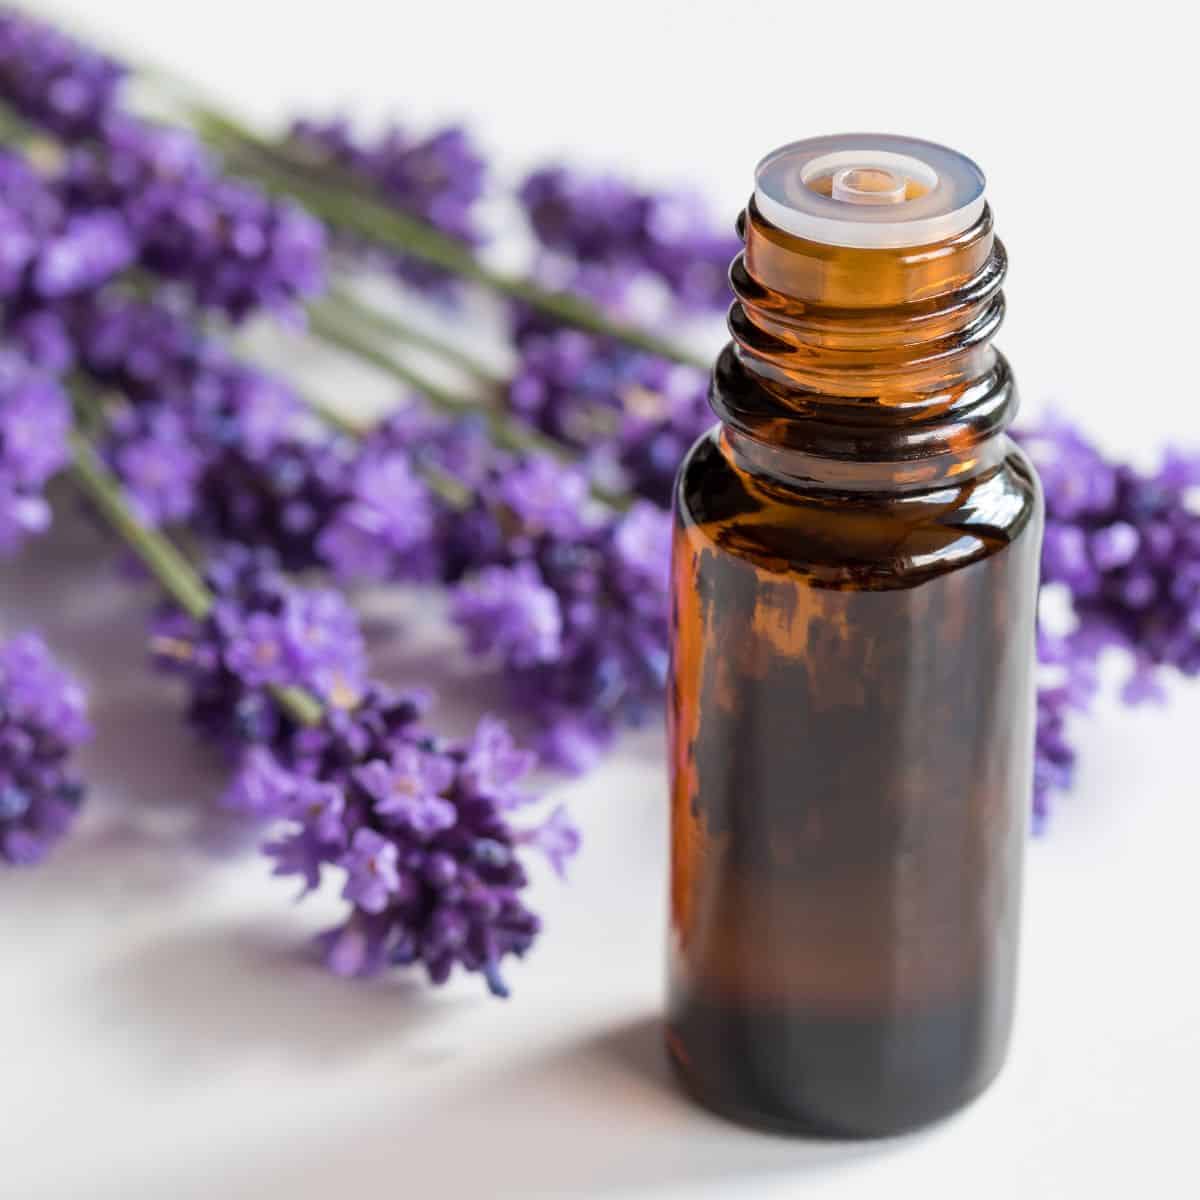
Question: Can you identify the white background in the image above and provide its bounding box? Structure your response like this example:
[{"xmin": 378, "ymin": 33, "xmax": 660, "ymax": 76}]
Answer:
[{"xmin": 3, "ymin": 2, "xmax": 1199, "ymax": 1197}]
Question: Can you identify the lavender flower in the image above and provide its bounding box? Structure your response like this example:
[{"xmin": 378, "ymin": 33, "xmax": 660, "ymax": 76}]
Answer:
[
  {"xmin": 4, "ymin": 306, "xmax": 75, "ymax": 372},
  {"xmin": 448, "ymin": 453, "xmax": 672, "ymax": 770},
  {"xmin": 142, "ymin": 537, "xmax": 576, "ymax": 995},
  {"xmin": 508, "ymin": 326, "xmax": 711, "ymax": 505},
  {"xmin": 0, "ymin": 350, "xmax": 70, "ymax": 555},
  {"xmin": 519, "ymin": 165, "xmax": 737, "ymax": 315},
  {"xmin": 0, "ymin": 9, "xmax": 325, "ymax": 321},
  {"xmin": 0, "ymin": 9, "xmax": 124, "ymax": 140},
  {"xmin": 107, "ymin": 406, "xmax": 207, "ymax": 526},
  {"xmin": 1032, "ymin": 629, "xmax": 1098, "ymax": 833},
  {"xmin": 32, "ymin": 209, "xmax": 136, "ymax": 298},
  {"xmin": 0, "ymin": 632, "xmax": 90, "ymax": 865},
  {"xmin": 355, "ymin": 745, "xmax": 457, "ymax": 838},
  {"xmin": 0, "ymin": 149, "xmax": 135, "ymax": 302},
  {"xmin": 1018, "ymin": 417, "xmax": 1200, "ymax": 701},
  {"xmin": 452, "ymin": 563, "xmax": 563, "ymax": 668},
  {"xmin": 315, "ymin": 446, "xmax": 436, "ymax": 581},
  {"xmin": 43, "ymin": 293, "xmax": 332, "ymax": 543},
  {"xmin": 151, "ymin": 546, "xmax": 368, "ymax": 748},
  {"xmin": 291, "ymin": 116, "xmax": 486, "ymax": 292},
  {"xmin": 516, "ymin": 803, "xmax": 580, "ymax": 879},
  {"xmin": 222, "ymin": 686, "xmax": 577, "ymax": 996},
  {"xmin": 61, "ymin": 114, "xmax": 325, "ymax": 320},
  {"xmin": 13, "ymin": 293, "xmax": 445, "ymax": 578},
  {"xmin": 340, "ymin": 828, "xmax": 404, "ymax": 913}
]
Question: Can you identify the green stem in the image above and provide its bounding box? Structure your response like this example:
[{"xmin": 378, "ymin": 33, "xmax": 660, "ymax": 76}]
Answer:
[
  {"xmin": 323, "ymin": 283, "xmax": 504, "ymax": 387},
  {"xmin": 68, "ymin": 430, "xmax": 324, "ymax": 727},
  {"xmin": 185, "ymin": 104, "xmax": 711, "ymax": 370},
  {"xmin": 307, "ymin": 304, "xmax": 479, "ymax": 416}
]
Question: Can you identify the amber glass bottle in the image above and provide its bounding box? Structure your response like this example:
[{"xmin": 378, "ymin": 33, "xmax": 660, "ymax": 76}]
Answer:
[{"xmin": 667, "ymin": 135, "xmax": 1042, "ymax": 1138}]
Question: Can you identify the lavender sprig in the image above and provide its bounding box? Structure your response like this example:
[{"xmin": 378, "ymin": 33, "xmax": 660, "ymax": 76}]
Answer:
[
  {"xmin": 150, "ymin": 542, "xmax": 577, "ymax": 995},
  {"xmin": 69, "ymin": 430, "xmax": 576, "ymax": 994},
  {"xmin": 0, "ymin": 631, "xmax": 90, "ymax": 864},
  {"xmin": 55, "ymin": 292, "xmax": 326, "ymax": 536},
  {"xmin": 227, "ymin": 693, "xmax": 573, "ymax": 996}
]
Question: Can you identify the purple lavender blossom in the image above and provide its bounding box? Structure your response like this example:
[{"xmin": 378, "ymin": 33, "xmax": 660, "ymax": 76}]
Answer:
[
  {"xmin": 32, "ymin": 209, "xmax": 136, "ymax": 298},
  {"xmin": 340, "ymin": 828, "xmax": 404, "ymax": 913},
  {"xmin": 60, "ymin": 114, "xmax": 326, "ymax": 320},
  {"xmin": 0, "ymin": 350, "xmax": 70, "ymax": 555},
  {"xmin": 355, "ymin": 745, "xmax": 457, "ymax": 839},
  {"xmin": 41, "ymin": 294, "xmax": 343, "ymax": 549},
  {"xmin": 108, "ymin": 407, "xmax": 207, "ymax": 526},
  {"xmin": 1, "ymin": 12, "xmax": 324, "ymax": 321},
  {"xmin": 0, "ymin": 150, "xmax": 135, "ymax": 302},
  {"xmin": 0, "ymin": 632, "xmax": 90, "ymax": 865},
  {"xmin": 447, "ymin": 446, "xmax": 673, "ymax": 769},
  {"xmin": 290, "ymin": 116, "xmax": 486, "ymax": 292},
  {"xmin": 1031, "ymin": 629, "xmax": 1098, "ymax": 833},
  {"xmin": 0, "ymin": 9, "xmax": 125, "ymax": 140},
  {"xmin": 1018, "ymin": 417, "xmax": 1200, "ymax": 701},
  {"xmin": 151, "ymin": 546, "xmax": 368, "ymax": 748},
  {"xmin": 516, "ymin": 804, "xmax": 581, "ymax": 879},
  {"xmin": 508, "ymin": 327, "xmax": 711, "ymax": 505},
  {"xmin": 452, "ymin": 563, "xmax": 564, "ymax": 668},
  {"xmin": 218, "ymin": 683, "xmax": 577, "ymax": 996},
  {"xmin": 459, "ymin": 715, "xmax": 537, "ymax": 807},
  {"xmin": 519, "ymin": 165, "xmax": 737, "ymax": 315},
  {"xmin": 316, "ymin": 449, "xmax": 436, "ymax": 581},
  {"xmin": 5, "ymin": 306, "xmax": 75, "ymax": 372}
]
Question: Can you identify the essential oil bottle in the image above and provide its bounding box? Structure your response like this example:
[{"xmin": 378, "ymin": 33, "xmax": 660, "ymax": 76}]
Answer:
[{"xmin": 667, "ymin": 134, "xmax": 1042, "ymax": 1138}]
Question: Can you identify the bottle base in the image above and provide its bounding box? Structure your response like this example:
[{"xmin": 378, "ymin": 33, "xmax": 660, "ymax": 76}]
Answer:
[{"xmin": 665, "ymin": 993, "xmax": 1011, "ymax": 1140}]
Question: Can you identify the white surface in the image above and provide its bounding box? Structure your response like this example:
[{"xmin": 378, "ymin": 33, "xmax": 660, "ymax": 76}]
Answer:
[{"xmin": 5, "ymin": 2, "xmax": 1200, "ymax": 1197}]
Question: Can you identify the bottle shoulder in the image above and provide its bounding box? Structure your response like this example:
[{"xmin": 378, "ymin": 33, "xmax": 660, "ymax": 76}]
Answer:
[{"xmin": 673, "ymin": 429, "xmax": 1043, "ymax": 587}]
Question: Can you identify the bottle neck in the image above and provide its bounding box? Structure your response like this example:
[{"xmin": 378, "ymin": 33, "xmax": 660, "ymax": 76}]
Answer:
[
  {"xmin": 723, "ymin": 426, "xmax": 1011, "ymax": 493},
  {"xmin": 712, "ymin": 199, "xmax": 1015, "ymax": 489}
]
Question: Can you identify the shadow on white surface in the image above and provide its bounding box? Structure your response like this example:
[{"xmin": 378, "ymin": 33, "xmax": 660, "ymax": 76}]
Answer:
[
  {"xmin": 92, "ymin": 918, "xmax": 476, "ymax": 1068},
  {"xmin": 177, "ymin": 1015, "xmax": 908, "ymax": 1200}
]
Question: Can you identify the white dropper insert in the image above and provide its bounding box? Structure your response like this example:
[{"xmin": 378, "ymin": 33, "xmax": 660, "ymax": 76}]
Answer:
[{"xmin": 754, "ymin": 134, "xmax": 986, "ymax": 249}]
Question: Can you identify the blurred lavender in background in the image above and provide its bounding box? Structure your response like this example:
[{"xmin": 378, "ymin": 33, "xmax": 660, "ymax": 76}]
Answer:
[
  {"xmin": 290, "ymin": 116, "xmax": 486, "ymax": 293},
  {"xmin": 519, "ymin": 164, "xmax": 738, "ymax": 314}
]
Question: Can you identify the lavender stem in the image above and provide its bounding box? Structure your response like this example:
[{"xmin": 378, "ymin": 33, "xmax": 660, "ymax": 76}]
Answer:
[{"xmin": 324, "ymin": 282, "xmax": 504, "ymax": 387}]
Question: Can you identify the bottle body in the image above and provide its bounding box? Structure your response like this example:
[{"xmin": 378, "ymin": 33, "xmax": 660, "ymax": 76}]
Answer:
[
  {"xmin": 665, "ymin": 137, "xmax": 1042, "ymax": 1137},
  {"xmin": 667, "ymin": 427, "xmax": 1041, "ymax": 1136}
]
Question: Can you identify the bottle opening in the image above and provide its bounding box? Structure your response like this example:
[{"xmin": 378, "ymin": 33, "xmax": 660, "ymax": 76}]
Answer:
[
  {"xmin": 754, "ymin": 134, "xmax": 985, "ymax": 249},
  {"xmin": 831, "ymin": 167, "xmax": 908, "ymax": 205}
]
